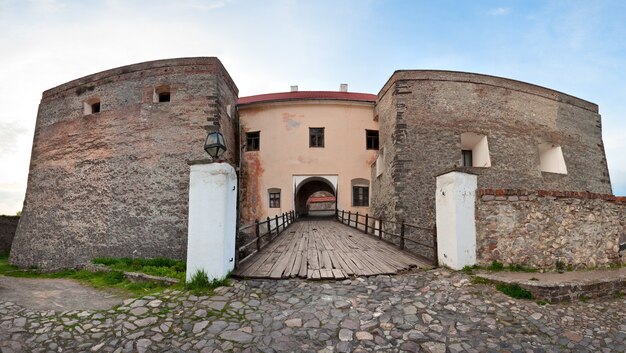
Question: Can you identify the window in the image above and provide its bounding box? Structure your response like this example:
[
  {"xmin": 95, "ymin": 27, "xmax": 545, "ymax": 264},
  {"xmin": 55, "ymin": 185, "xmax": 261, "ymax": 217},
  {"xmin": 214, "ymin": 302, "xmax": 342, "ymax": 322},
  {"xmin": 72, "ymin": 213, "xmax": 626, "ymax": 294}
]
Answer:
[
  {"xmin": 460, "ymin": 132, "xmax": 491, "ymax": 167},
  {"xmin": 538, "ymin": 143, "xmax": 567, "ymax": 174},
  {"xmin": 366, "ymin": 130, "xmax": 379, "ymax": 150},
  {"xmin": 352, "ymin": 186, "xmax": 369, "ymax": 206},
  {"xmin": 351, "ymin": 178, "xmax": 370, "ymax": 207},
  {"xmin": 309, "ymin": 127, "xmax": 324, "ymax": 147},
  {"xmin": 246, "ymin": 131, "xmax": 260, "ymax": 151},
  {"xmin": 83, "ymin": 97, "xmax": 101, "ymax": 115},
  {"xmin": 268, "ymin": 189, "xmax": 281, "ymax": 208},
  {"xmin": 154, "ymin": 85, "xmax": 171, "ymax": 103},
  {"xmin": 158, "ymin": 92, "xmax": 170, "ymax": 102},
  {"xmin": 462, "ymin": 150, "xmax": 473, "ymax": 167}
]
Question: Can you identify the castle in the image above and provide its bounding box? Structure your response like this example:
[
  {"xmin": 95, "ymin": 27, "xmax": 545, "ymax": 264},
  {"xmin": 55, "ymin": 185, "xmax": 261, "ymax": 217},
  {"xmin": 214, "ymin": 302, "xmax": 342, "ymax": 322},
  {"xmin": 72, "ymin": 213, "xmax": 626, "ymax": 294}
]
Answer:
[{"xmin": 10, "ymin": 57, "xmax": 624, "ymax": 270}]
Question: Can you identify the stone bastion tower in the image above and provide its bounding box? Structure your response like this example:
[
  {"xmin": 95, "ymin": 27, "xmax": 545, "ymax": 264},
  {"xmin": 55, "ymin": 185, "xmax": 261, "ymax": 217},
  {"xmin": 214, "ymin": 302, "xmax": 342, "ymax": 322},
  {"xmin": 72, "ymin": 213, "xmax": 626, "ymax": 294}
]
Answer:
[
  {"xmin": 10, "ymin": 58, "xmax": 238, "ymax": 269},
  {"xmin": 371, "ymin": 70, "xmax": 613, "ymax": 238}
]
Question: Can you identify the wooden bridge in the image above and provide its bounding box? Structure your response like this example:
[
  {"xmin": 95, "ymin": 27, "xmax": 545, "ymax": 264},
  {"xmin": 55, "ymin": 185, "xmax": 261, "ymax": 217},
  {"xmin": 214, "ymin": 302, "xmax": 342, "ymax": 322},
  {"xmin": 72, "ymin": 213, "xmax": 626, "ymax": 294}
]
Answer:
[{"xmin": 232, "ymin": 218, "xmax": 431, "ymax": 280}]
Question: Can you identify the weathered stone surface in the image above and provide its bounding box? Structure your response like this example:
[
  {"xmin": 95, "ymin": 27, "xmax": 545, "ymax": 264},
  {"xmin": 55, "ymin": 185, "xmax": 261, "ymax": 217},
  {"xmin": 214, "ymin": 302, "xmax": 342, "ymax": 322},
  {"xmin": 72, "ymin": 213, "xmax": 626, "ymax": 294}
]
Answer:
[
  {"xmin": 371, "ymin": 70, "xmax": 612, "ymax": 262},
  {"xmin": 0, "ymin": 216, "xmax": 19, "ymax": 255},
  {"xmin": 1, "ymin": 269, "xmax": 625, "ymax": 352},
  {"xmin": 476, "ymin": 192, "xmax": 625, "ymax": 268},
  {"xmin": 10, "ymin": 57, "xmax": 239, "ymax": 270}
]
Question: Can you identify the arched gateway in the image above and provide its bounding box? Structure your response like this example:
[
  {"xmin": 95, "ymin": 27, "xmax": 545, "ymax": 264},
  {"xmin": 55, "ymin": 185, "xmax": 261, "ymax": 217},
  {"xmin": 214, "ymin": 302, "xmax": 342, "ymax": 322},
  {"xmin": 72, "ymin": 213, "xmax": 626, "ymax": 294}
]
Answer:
[{"xmin": 293, "ymin": 176, "xmax": 337, "ymax": 216}]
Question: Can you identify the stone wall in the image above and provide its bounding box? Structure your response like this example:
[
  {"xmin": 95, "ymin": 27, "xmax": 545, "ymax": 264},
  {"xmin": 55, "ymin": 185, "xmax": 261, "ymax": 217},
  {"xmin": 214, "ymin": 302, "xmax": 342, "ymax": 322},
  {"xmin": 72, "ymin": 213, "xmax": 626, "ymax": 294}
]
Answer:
[
  {"xmin": 371, "ymin": 70, "xmax": 612, "ymax": 246},
  {"xmin": 476, "ymin": 189, "xmax": 626, "ymax": 269},
  {"xmin": 0, "ymin": 216, "xmax": 19, "ymax": 255},
  {"xmin": 10, "ymin": 58, "xmax": 238, "ymax": 269}
]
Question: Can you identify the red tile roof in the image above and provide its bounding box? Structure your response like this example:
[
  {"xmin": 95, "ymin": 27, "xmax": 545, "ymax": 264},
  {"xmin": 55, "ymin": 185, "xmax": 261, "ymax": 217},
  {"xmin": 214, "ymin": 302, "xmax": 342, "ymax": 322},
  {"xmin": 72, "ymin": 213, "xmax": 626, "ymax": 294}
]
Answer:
[
  {"xmin": 238, "ymin": 91, "xmax": 377, "ymax": 105},
  {"xmin": 307, "ymin": 196, "xmax": 337, "ymax": 204}
]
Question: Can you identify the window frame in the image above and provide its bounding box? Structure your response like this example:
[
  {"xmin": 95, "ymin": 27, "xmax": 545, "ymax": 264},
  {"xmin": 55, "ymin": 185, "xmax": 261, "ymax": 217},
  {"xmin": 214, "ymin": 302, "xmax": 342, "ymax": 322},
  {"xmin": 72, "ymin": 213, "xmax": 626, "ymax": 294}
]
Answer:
[
  {"xmin": 366, "ymin": 130, "xmax": 379, "ymax": 150},
  {"xmin": 309, "ymin": 127, "xmax": 325, "ymax": 148},
  {"xmin": 269, "ymin": 191, "xmax": 281, "ymax": 208},
  {"xmin": 246, "ymin": 131, "xmax": 260, "ymax": 151},
  {"xmin": 352, "ymin": 185, "xmax": 369, "ymax": 207},
  {"xmin": 462, "ymin": 149, "xmax": 473, "ymax": 167}
]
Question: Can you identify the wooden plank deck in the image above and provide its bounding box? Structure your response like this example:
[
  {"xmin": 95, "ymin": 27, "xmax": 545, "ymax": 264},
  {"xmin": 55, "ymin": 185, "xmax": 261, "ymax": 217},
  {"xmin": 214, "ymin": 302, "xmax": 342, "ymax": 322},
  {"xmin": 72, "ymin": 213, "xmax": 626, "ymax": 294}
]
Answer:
[{"xmin": 233, "ymin": 218, "xmax": 431, "ymax": 280}]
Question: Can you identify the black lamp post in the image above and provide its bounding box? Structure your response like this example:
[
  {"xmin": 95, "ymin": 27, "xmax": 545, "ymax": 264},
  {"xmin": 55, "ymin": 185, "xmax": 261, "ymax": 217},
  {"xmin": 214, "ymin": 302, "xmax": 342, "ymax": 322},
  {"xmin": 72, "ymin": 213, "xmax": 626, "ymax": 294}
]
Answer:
[{"xmin": 204, "ymin": 131, "xmax": 227, "ymax": 159}]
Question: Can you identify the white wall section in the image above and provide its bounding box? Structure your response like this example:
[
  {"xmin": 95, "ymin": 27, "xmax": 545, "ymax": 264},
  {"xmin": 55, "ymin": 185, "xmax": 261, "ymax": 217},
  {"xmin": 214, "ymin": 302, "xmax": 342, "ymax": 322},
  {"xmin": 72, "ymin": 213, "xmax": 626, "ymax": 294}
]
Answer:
[
  {"xmin": 186, "ymin": 162, "xmax": 237, "ymax": 282},
  {"xmin": 436, "ymin": 171, "xmax": 478, "ymax": 270}
]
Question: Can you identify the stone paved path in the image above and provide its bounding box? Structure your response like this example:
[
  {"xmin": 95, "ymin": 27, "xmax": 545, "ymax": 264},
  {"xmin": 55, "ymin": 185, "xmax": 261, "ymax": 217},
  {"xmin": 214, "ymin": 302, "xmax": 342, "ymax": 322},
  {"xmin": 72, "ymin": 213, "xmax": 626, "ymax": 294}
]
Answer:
[{"xmin": 1, "ymin": 269, "xmax": 625, "ymax": 352}]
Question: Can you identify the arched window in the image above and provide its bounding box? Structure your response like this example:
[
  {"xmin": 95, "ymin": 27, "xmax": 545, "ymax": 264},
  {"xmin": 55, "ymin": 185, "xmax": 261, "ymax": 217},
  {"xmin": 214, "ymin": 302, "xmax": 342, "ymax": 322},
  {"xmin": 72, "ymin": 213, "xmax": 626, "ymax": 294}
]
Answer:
[{"xmin": 351, "ymin": 178, "xmax": 370, "ymax": 207}]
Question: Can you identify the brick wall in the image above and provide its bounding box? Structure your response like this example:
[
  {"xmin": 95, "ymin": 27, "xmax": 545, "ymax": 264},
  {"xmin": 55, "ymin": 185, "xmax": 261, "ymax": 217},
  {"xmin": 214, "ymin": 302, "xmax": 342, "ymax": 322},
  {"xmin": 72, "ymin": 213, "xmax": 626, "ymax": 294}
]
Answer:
[
  {"xmin": 371, "ymin": 70, "xmax": 612, "ymax": 244},
  {"xmin": 476, "ymin": 189, "xmax": 625, "ymax": 269},
  {"xmin": 10, "ymin": 58, "xmax": 238, "ymax": 269},
  {"xmin": 0, "ymin": 216, "xmax": 19, "ymax": 255}
]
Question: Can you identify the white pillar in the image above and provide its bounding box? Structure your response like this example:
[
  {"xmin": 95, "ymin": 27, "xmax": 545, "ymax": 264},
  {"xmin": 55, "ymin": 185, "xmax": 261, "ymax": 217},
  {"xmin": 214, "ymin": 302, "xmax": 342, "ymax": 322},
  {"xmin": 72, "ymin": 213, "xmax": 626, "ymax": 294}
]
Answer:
[
  {"xmin": 186, "ymin": 162, "xmax": 237, "ymax": 282},
  {"xmin": 435, "ymin": 171, "xmax": 477, "ymax": 270}
]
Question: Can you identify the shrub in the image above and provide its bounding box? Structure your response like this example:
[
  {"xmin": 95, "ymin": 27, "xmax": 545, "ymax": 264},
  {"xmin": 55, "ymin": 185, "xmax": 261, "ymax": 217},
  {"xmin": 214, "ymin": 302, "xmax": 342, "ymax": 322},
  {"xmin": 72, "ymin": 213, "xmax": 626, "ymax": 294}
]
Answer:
[
  {"xmin": 186, "ymin": 269, "xmax": 230, "ymax": 293},
  {"xmin": 487, "ymin": 261, "xmax": 504, "ymax": 271},
  {"xmin": 496, "ymin": 283, "xmax": 532, "ymax": 299}
]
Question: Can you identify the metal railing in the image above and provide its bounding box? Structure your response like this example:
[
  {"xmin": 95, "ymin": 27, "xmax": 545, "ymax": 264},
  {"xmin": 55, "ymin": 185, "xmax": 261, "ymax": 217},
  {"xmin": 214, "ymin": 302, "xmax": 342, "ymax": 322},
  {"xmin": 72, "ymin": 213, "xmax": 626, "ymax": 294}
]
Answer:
[
  {"xmin": 236, "ymin": 211, "xmax": 298, "ymax": 268},
  {"xmin": 336, "ymin": 209, "xmax": 438, "ymax": 266}
]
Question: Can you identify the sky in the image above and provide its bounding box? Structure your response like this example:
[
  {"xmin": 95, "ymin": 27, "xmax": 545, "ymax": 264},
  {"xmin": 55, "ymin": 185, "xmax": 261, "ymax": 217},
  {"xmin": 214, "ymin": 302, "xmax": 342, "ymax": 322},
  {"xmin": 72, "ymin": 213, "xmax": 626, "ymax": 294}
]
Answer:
[{"xmin": 0, "ymin": 0, "xmax": 625, "ymax": 215}]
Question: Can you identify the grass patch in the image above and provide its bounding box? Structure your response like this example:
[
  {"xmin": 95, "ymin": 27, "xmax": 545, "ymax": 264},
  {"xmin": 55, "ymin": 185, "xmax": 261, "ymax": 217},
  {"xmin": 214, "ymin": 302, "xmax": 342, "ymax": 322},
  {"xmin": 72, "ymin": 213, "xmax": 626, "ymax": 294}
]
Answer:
[
  {"xmin": 92, "ymin": 257, "xmax": 185, "ymax": 282},
  {"xmin": 470, "ymin": 276, "xmax": 491, "ymax": 285},
  {"xmin": 0, "ymin": 254, "xmax": 182, "ymax": 296},
  {"xmin": 486, "ymin": 261, "xmax": 504, "ymax": 271},
  {"xmin": 185, "ymin": 269, "xmax": 230, "ymax": 295},
  {"xmin": 496, "ymin": 283, "xmax": 532, "ymax": 299},
  {"xmin": 462, "ymin": 265, "xmax": 479, "ymax": 274}
]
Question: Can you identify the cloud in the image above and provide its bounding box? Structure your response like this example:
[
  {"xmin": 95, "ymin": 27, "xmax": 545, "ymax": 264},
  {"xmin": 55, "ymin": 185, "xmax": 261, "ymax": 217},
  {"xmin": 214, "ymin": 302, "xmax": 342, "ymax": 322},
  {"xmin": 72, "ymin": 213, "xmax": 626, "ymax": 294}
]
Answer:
[
  {"xmin": 0, "ymin": 122, "xmax": 27, "ymax": 155},
  {"xmin": 28, "ymin": 0, "xmax": 65, "ymax": 13},
  {"xmin": 488, "ymin": 7, "xmax": 511, "ymax": 16}
]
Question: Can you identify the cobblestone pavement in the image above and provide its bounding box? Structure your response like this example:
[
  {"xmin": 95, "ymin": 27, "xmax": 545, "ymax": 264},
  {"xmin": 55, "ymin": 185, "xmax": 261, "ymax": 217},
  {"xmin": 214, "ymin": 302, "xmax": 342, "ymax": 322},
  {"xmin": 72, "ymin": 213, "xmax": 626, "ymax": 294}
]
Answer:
[{"xmin": 1, "ymin": 269, "xmax": 625, "ymax": 353}]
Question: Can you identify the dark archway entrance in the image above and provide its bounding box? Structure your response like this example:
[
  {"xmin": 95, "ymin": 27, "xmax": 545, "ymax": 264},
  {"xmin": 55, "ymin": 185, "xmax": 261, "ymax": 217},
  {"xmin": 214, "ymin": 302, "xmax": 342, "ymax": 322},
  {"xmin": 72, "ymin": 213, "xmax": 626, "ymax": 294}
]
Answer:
[{"xmin": 295, "ymin": 177, "xmax": 336, "ymax": 216}]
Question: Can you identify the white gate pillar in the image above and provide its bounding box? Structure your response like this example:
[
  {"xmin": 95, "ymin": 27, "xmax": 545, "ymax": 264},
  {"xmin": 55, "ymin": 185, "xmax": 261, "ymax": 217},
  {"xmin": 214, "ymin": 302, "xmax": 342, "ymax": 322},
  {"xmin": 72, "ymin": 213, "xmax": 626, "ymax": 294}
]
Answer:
[
  {"xmin": 435, "ymin": 171, "xmax": 477, "ymax": 270},
  {"xmin": 186, "ymin": 162, "xmax": 237, "ymax": 282}
]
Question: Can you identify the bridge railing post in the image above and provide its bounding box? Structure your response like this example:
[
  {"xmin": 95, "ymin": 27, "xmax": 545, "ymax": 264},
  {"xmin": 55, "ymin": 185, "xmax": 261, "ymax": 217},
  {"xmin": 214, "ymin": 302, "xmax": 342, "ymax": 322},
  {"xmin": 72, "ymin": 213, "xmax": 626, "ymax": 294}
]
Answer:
[
  {"xmin": 365, "ymin": 213, "xmax": 369, "ymax": 234},
  {"xmin": 275, "ymin": 215, "xmax": 280, "ymax": 234},
  {"xmin": 282, "ymin": 212, "xmax": 286, "ymax": 230},
  {"xmin": 348, "ymin": 211, "xmax": 352, "ymax": 228},
  {"xmin": 266, "ymin": 216, "xmax": 272, "ymax": 241},
  {"xmin": 379, "ymin": 217, "xmax": 383, "ymax": 240},
  {"xmin": 255, "ymin": 220, "xmax": 261, "ymax": 252},
  {"xmin": 341, "ymin": 210, "xmax": 345, "ymax": 224},
  {"xmin": 355, "ymin": 212, "xmax": 359, "ymax": 229}
]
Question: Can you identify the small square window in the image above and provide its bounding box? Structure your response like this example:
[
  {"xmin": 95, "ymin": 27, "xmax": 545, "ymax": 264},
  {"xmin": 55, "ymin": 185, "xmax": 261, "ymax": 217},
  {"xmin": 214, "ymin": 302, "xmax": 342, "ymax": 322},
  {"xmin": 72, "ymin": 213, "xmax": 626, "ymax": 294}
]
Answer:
[
  {"xmin": 352, "ymin": 186, "xmax": 369, "ymax": 206},
  {"xmin": 246, "ymin": 131, "xmax": 260, "ymax": 151},
  {"xmin": 310, "ymin": 127, "xmax": 324, "ymax": 147},
  {"xmin": 269, "ymin": 192, "xmax": 281, "ymax": 208},
  {"xmin": 154, "ymin": 85, "xmax": 171, "ymax": 103},
  {"xmin": 84, "ymin": 98, "xmax": 101, "ymax": 115},
  {"xmin": 158, "ymin": 92, "xmax": 170, "ymax": 102},
  {"xmin": 366, "ymin": 130, "xmax": 379, "ymax": 150}
]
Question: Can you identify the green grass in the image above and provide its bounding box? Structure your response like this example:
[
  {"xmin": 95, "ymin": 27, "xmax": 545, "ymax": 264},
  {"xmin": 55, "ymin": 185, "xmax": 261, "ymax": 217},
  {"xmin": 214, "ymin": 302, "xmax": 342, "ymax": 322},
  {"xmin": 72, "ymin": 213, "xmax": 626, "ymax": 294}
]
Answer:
[
  {"xmin": 496, "ymin": 283, "xmax": 533, "ymax": 299},
  {"xmin": 92, "ymin": 257, "xmax": 186, "ymax": 282},
  {"xmin": 0, "ymin": 254, "xmax": 183, "ymax": 296},
  {"xmin": 185, "ymin": 269, "xmax": 230, "ymax": 295}
]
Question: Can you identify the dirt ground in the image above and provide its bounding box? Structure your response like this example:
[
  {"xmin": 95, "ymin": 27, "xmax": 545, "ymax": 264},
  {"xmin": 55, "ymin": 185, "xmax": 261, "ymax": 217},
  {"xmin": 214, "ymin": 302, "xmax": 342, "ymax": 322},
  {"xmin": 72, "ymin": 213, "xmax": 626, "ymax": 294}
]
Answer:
[{"xmin": 0, "ymin": 275, "xmax": 125, "ymax": 311}]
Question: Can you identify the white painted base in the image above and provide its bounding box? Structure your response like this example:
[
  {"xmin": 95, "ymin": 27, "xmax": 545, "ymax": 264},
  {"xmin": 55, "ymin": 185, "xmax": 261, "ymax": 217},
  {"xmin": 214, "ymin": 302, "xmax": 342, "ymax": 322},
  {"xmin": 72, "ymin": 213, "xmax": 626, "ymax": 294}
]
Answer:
[
  {"xmin": 186, "ymin": 163, "xmax": 237, "ymax": 282},
  {"xmin": 435, "ymin": 171, "xmax": 477, "ymax": 270}
]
